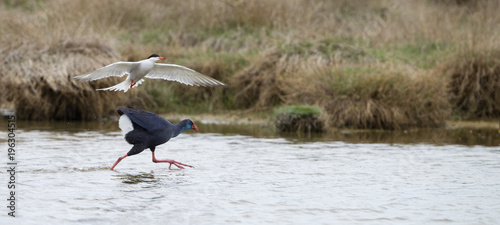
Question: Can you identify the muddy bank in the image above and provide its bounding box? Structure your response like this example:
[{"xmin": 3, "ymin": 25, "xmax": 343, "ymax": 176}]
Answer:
[{"xmin": 161, "ymin": 111, "xmax": 500, "ymax": 133}]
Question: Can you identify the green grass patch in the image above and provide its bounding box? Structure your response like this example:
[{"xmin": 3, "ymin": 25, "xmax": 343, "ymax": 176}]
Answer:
[
  {"xmin": 274, "ymin": 105, "xmax": 325, "ymax": 132},
  {"xmin": 369, "ymin": 41, "xmax": 451, "ymax": 69},
  {"xmin": 277, "ymin": 37, "xmax": 369, "ymax": 62},
  {"xmin": 324, "ymin": 66, "xmax": 386, "ymax": 96},
  {"xmin": 274, "ymin": 105, "xmax": 321, "ymax": 117},
  {"xmin": 2, "ymin": 0, "xmax": 41, "ymax": 11}
]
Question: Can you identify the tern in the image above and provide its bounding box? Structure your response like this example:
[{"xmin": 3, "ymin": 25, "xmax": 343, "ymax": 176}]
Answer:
[{"xmin": 74, "ymin": 54, "xmax": 225, "ymax": 92}]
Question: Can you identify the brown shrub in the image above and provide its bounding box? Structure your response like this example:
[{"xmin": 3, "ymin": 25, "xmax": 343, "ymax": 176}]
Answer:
[
  {"xmin": 231, "ymin": 49, "xmax": 286, "ymax": 109},
  {"xmin": 0, "ymin": 40, "xmax": 148, "ymax": 120},
  {"xmin": 283, "ymin": 65, "xmax": 450, "ymax": 129},
  {"xmin": 444, "ymin": 50, "xmax": 500, "ymax": 118}
]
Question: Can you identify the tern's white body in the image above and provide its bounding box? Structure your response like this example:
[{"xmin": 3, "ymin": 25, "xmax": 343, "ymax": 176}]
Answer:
[{"xmin": 74, "ymin": 55, "xmax": 225, "ymax": 92}]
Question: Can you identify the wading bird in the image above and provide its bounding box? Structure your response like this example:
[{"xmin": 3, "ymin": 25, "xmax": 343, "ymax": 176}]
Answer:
[
  {"xmin": 74, "ymin": 54, "xmax": 225, "ymax": 92},
  {"xmin": 110, "ymin": 106, "xmax": 197, "ymax": 170}
]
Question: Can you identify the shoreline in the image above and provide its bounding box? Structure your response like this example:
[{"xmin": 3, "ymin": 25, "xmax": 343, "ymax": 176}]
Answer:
[
  {"xmin": 160, "ymin": 112, "xmax": 271, "ymax": 126},
  {"xmin": 161, "ymin": 111, "xmax": 500, "ymax": 131},
  {"xmin": 445, "ymin": 120, "xmax": 500, "ymax": 131}
]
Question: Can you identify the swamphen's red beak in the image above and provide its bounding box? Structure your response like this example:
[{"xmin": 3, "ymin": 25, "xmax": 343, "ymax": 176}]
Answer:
[{"xmin": 192, "ymin": 123, "xmax": 199, "ymax": 132}]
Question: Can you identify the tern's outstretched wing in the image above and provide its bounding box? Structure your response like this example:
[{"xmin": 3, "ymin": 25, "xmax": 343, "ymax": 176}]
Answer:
[
  {"xmin": 145, "ymin": 63, "xmax": 226, "ymax": 87},
  {"xmin": 74, "ymin": 62, "xmax": 138, "ymax": 81}
]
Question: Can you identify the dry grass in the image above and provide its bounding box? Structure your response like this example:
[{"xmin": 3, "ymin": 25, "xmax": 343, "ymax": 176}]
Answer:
[
  {"xmin": 0, "ymin": 40, "xmax": 150, "ymax": 120},
  {"xmin": 444, "ymin": 50, "xmax": 500, "ymax": 118},
  {"xmin": 231, "ymin": 49, "xmax": 286, "ymax": 109},
  {"xmin": 1, "ymin": 0, "xmax": 499, "ymax": 128},
  {"xmin": 281, "ymin": 62, "xmax": 450, "ymax": 129}
]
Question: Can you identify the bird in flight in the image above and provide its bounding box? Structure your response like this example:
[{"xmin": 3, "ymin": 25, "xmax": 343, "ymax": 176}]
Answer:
[
  {"xmin": 110, "ymin": 106, "xmax": 197, "ymax": 170},
  {"xmin": 74, "ymin": 54, "xmax": 225, "ymax": 92}
]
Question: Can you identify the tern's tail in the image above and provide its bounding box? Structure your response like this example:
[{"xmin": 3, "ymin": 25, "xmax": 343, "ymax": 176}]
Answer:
[{"xmin": 96, "ymin": 79, "xmax": 144, "ymax": 92}]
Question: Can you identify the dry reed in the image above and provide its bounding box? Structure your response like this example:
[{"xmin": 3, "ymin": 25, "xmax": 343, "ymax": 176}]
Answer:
[
  {"xmin": 444, "ymin": 50, "xmax": 500, "ymax": 118},
  {"xmin": 1, "ymin": 0, "xmax": 499, "ymax": 128},
  {"xmin": 0, "ymin": 40, "xmax": 148, "ymax": 120}
]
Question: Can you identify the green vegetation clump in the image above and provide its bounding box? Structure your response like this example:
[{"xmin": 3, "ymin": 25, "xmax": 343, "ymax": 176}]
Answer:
[
  {"xmin": 274, "ymin": 105, "xmax": 325, "ymax": 133},
  {"xmin": 275, "ymin": 105, "xmax": 321, "ymax": 117}
]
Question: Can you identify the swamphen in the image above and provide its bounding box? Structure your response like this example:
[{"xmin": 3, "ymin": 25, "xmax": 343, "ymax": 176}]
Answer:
[{"xmin": 110, "ymin": 106, "xmax": 198, "ymax": 170}]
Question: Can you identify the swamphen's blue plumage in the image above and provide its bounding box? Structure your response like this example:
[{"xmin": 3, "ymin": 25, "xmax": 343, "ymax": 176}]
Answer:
[{"xmin": 110, "ymin": 106, "xmax": 198, "ymax": 170}]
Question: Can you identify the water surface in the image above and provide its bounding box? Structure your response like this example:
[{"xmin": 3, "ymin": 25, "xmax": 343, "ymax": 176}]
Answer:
[{"xmin": 1, "ymin": 120, "xmax": 499, "ymax": 224}]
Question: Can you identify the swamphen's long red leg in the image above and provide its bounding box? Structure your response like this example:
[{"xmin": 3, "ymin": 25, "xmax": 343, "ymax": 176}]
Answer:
[
  {"xmin": 110, "ymin": 154, "xmax": 128, "ymax": 170},
  {"xmin": 152, "ymin": 152, "xmax": 193, "ymax": 169}
]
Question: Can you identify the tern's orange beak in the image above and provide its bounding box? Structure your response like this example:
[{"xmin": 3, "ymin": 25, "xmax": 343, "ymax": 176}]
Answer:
[{"xmin": 159, "ymin": 57, "xmax": 165, "ymax": 60}]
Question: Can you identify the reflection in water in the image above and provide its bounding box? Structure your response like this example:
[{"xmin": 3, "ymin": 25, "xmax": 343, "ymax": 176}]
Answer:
[
  {"xmin": 2, "ymin": 118, "xmax": 499, "ymax": 146},
  {"xmin": 278, "ymin": 128, "xmax": 500, "ymax": 146},
  {"xmin": 114, "ymin": 172, "xmax": 159, "ymax": 184}
]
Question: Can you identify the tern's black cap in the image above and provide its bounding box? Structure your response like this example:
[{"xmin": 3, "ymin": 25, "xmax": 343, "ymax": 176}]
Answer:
[{"xmin": 148, "ymin": 54, "xmax": 160, "ymax": 58}]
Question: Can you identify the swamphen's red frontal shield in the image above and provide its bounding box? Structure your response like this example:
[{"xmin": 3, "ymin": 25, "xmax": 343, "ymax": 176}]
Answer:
[{"xmin": 110, "ymin": 106, "xmax": 198, "ymax": 170}]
